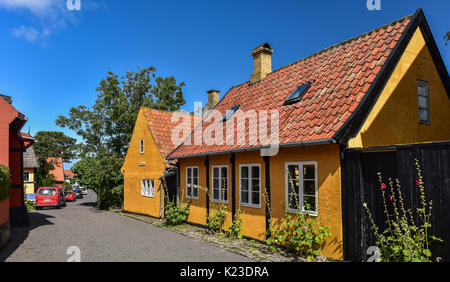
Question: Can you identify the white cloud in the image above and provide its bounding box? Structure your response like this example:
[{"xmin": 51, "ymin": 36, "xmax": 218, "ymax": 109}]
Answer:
[
  {"xmin": 12, "ymin": 25, "xmax": 40, "ymax": 41},
  {"xmin": 0, "ymin": 0, "xmax": 104, "ymax": 42}
]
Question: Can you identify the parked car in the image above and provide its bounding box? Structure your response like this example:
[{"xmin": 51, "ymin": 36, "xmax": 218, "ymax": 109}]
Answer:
[
  {"xmin": 73, "ymin": 188, "xmax": 83, "ymax": 199},
  {"xmin": 81, "ymin": 187, "xmax": 88, "ymax": 195},
  {"xmin": 35, "ymin": 187, "xmax": 62, "ymax": 209},
  {"xmin": 64, "ymin": 190, "xmax": 76, "ymax": 202}
]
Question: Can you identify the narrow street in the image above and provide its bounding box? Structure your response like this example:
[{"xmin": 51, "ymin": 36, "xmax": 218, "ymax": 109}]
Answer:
[{"xmin": 0, "ymin": 192, "xmax": 250, "ymax": 262}]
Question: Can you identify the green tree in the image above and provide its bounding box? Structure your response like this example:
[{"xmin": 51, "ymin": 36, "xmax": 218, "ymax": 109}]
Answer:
[
  {"xmin": 33, "ymin": 131, "xmax": 77, "ymax": 187},
  {"xmin": 34, "ymin": 131, "xmax": 78, "ymax": 162},
  {"xmin": 56, "ymin": 66, "xmax": 185, "ymax": 209}
]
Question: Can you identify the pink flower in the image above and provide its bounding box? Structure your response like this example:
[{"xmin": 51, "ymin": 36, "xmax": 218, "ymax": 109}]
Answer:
[
  {"xmin": 416, "ymin": 180, "xmax": 421, "ymax": 187},
  {"xmin": 205, "ymin": 187, "xmax": 209, "ymax": 191},
  {"xmin": 388, "ymin": 194, "xmax": 393, "ymax": 201},
  {"xmin": 187, "ymin": 184, "xmax": 191, "ymax": 188},
  {"xmin": 381, "ymin": 183, "xmax": 386, "ymax": 190}
]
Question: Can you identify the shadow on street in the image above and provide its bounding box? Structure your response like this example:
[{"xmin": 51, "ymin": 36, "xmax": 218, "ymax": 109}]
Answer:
[{"xmin": 0, "ymin": 212, "xmax": 55, "ymax": 262}]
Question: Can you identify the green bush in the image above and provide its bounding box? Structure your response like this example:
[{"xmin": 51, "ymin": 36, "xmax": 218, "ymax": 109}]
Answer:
[
  {"xmin": 207, "ymin": 204, "xmax": 227, "ymax": 233},
  {"xmin": 226, "ymin": 208, "xmax": 243, "ymax": 239},
  {"xmin": 364, "ymin": 159, "xmax": 443, "ymax": 262},
  {"xmin": 164, "ymin": 200, "xmax": 191, "ymax": 226},
  {"xmin": 0, "ymin": 165, "xmax": 11, "ymax": 201}
]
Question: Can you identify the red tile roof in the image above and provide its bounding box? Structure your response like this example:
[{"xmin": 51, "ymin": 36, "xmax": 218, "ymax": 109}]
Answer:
[
  {"xmin": 47, "ymin": 157, "xmax": 65, "ymax": 182},
  {"xmin": 168, "ymin": 15, "xmax": 412, "ymax": 159},
  {"xmin": 64, "ymin": 170, "xmax": 75, "ymax": 179},
  {"xmin": 142, "ymin": 108, "xmax": 195, "ymax": 164}
]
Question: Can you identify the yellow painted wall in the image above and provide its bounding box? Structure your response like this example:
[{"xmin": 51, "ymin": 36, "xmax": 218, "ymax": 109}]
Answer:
[
  {"xmin": 178, "ymin": 144, "xmax": 342, "ymax": 260},
  {"xmin": 122, "ymin": 108, "xmax": 166, "ymax": 218},
  {"xmin": 24, "ymin": 168, "xmax": 35, "ymax": 195},
  {"xmin": 179, "ymin": 156, "xmax": 207, "ymax": 225},
  {"xmin": 270, "ymin": 145, "xmax": 342, "ymax": 260},
  {"xmin": 348, "ymin": 28, "xmax": 450, "ymax": 148}
]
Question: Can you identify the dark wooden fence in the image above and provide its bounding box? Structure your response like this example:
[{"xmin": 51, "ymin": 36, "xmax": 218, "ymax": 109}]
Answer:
[{"xmin": 342, "ymin": 141, "xmax": 450, "ymax": 261}]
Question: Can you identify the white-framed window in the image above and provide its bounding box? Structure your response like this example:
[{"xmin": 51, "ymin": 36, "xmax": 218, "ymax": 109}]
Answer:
[
  {"xmin": 239, "ymin": 164, "xmax": 261, "ymax": 208},
  {"xmin": 211, "ymin": 165, "xmax": 228, "ymax": 203},
  {"xmin": 418, "ymin": 80, "xmax": 430, "ymax": 125},
  {"xmin": 186, "ymin": 166, "xmax": 199, "ymax": 199},
  {"xmin": 140, "ymin": 139, "xmax": 145, "ymax": 153},
  {"xmin": 141, "ymin": 179, "xmax": 155, "ymax": 197},
  {"xmin": 23, "ymin": 171, "xmax": 30, "ymax": 183},
  {"xmin": 285, "ymin": 161, "xmax": 318, "ymax": 215}
]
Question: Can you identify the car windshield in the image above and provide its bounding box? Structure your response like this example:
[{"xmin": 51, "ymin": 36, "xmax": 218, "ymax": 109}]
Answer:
[
  {"xmin": 38, "ymin": 189, "xmax": 57, "ymax": 196},
  {"xmin": 64, "ymin": 192, "xmax": 71, "ymax": 195}
]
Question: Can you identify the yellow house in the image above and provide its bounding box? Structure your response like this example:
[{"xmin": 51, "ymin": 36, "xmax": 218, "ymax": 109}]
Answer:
[
  {"xmin": 121, "ymin": 108, "xmax": 196, "ymax": 218},
  {"xmin": 23, "ymin": 145, "xmax": 39, "ymax": 200},
  {"xmin": 167, "ymin": 9, "xmax": 450, "ymax": 261}
]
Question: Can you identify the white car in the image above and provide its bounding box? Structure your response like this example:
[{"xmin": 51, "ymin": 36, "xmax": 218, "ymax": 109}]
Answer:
[{"xmin": 81, "ymin": 187, "xmax": 88, "ymax": 195}]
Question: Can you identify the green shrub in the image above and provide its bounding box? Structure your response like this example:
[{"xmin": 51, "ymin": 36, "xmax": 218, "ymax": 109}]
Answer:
[
  {"xmin": 207, "ymin": 204, "xmax": 227, "ymax": 233},
  {"xmin": 265, "ymin": 172, "xmax": 332, "ymax": 261},
  {"xmin": 164, "ymin": 200, "xmax": 191, "ymax": 226},
  {"xmin": 226, "ymin": 208, "xmax": 243, "ymax": 239},
  {"xmin": 0, "ymin": 165, "xmax": 11, "ymax": 201},
  {"xmin": 364, "ymin": 159, "xmax": 443, "ymax": 262}
]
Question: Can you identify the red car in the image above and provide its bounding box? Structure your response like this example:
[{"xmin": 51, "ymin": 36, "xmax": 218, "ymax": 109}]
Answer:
[
  {"xmin": 64, "ymin": 190, "xmax": 76, "ymax": 202},
  {"xmin": 35, "ymin": 187, "xmax": 62, "ymax": 210}
]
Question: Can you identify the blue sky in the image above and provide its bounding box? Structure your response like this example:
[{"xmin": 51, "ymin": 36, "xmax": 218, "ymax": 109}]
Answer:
[{"xmin": 0, "ymin": 0, "xmax": 448, "ymax": 168}]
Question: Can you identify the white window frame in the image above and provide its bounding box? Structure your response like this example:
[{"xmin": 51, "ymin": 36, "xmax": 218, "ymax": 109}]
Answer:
[
  {"xmin": 285, "ymin": 161, "xmax": 318, "ymax": 216},
  {"xmin": 186, "ymin": 166, "xmax": 199, "ymax": 200},
  {"xmin": 239, "ymin": 163, "xmax": 261, "ymax": 208},
  {"xmin": 211, "ymin": 165, "xmax": 229, "ymax": 203},
  {"xmin": 418, "ymin": 80, "xmax": 430, "ymax": 125},
  {"xmin": 140, "ymin": 139, "xmax": 145, "ymax": 153},
  {"xmin": 141, "ymin": 179, "xmax": 155, "ymax": 198}
]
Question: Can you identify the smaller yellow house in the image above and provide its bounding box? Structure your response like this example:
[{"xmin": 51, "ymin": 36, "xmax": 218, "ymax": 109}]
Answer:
[
  {"xmin": 121, "ymin": 108, "xmax": 195, "ymax": 218},
  {"xmin": 23, "ymin": 145, "xmax": 39, "ymax": 200}
]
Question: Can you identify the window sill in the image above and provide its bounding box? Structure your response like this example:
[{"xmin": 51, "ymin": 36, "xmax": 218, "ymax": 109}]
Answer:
[
  {"xmin": 286, "ymin": 209, "xmax": 318, "ymax": 217},
  {"xmin": 239, "ymin": 203, "xmax": 261, "ymax": 209},
  {"xmin": 211, "ymin": 199, "xmax": 228, "ymax": 204},
  {"xmin": 141, "ymin": 194, "xmax": 155, "ymax": 198}
]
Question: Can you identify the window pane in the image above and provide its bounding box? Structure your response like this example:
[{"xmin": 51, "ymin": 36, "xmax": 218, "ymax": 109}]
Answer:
[
  {"xmin": 193, "ymin": 177, "xmax": 198, "ymax": 186},
  {"xmin": 193, "ymin": 168, "xmax": 198, "ymax": 178},
  {"xmin": 288, "ymin": 165, "xmax": 299, "ymax": 181},
  {"xmin": 252, "ymin": 178, "xmax": 260, "ymax": 193},
  {"xmin": 221, "ymin": 178, "xmax": 227, "ymax": 190},
  {"xmin": 221, "ymin": 167, "xmax": 227, "ymax": 178},
  {"xmin": 213, "ymin": 188, "xmax": 220, "ymax": 200},
  {"xmin": 193, "ymin": 187, "xmax": 198, "ymax": 197},
  {"xmin": 213, "ymin": 167, "xmax": 219, "ymax": 178},
  {"xmin": 187, "ymin": 168, "xmax": 191, "ymax": 177},
  {"xmin": 252, "ymin": 191, "xmax": 260, "ymax": 205},
  {"xmin": 303, "ymin": 165, "xmax": 315, "ymax": 180},
  {"xmin": 252, "ymin": 166, "xmax": 259, "ymax": 179},
  {"xmin": 187, "ymin": 186, "xmax": 192, "ymax": 196},
  {"xmin": 418, "ymin": 96, "xmax": 428, "ymax": 108},
  {"xmin": 304, "ymin": 196, "xmax": 316, "ymax": 212},
  {"xmin": 419, "ymin": 109, "xmax": 429, "ymax": 123},
  {"xmin": 241, "ymin": 178, "xmax": 249, "ymax": 191},
  {"xmin": 241, "ymin": 166, "xmax": 248, "ymax": 178},
  {"xmin": 213, "ymin": 178, "xmax": 219, "ymax": 189},
  {"xmin": 241, "ymin": 190, "xmax": 249, "ymax": 203},
  {"xmin": 223, "ymin": 187, "xmax": 228, "ymax": 201},
  {"xmin": 304, "ymin": 180, "xmax": 316, "ymax": 195}
]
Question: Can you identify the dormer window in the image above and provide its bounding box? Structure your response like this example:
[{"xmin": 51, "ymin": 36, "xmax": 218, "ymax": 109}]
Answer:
[
  {"xmin": 223, "ymin": 105, "xmax": 240, "ymax": 122},
  {"xmin": 285, "ymin": 82, "xmax": 312, "ymax": 105}
]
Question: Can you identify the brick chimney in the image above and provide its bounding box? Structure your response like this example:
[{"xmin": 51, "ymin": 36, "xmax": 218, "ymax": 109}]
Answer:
[
  {"xmin": 250, "ymin": 43, "xmax": 273, "ymax": 83},
  {"xmin": 203, "ymin": 90, "xmax": 220, "ymax": 115}
]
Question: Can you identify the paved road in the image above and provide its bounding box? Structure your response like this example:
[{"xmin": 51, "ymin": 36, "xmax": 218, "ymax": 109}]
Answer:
[{"xmin": 0, "ymin": 191, "xmax": 250, "ymax": 262}]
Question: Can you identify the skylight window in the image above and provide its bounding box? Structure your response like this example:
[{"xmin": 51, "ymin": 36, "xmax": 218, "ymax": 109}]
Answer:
[
  {"xmin": 285, "ymin": 82, "xmax": 312, "ymax": 105},
  {"xmin": 223, "ymin": 105, "xmax": 240, "ymax": 122}
]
